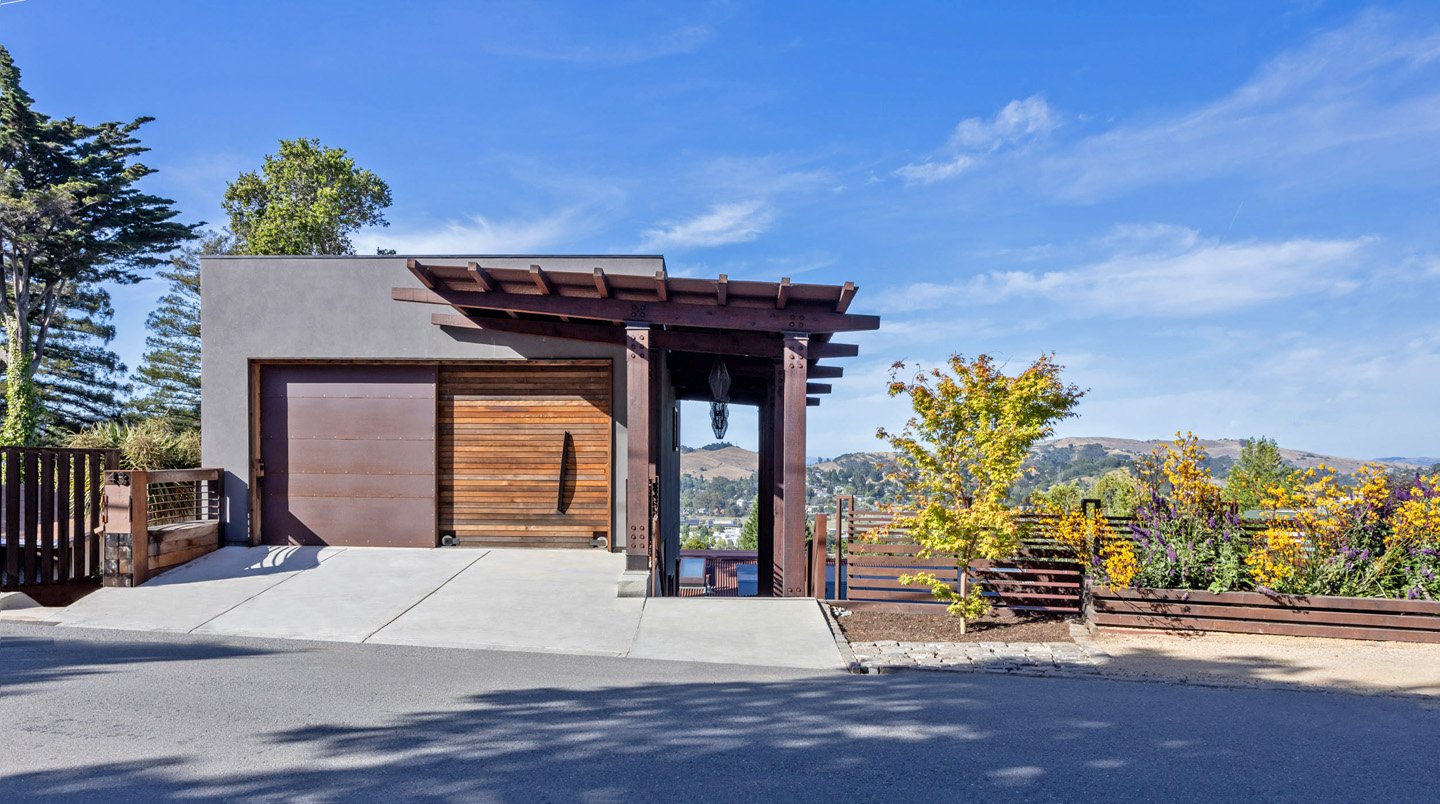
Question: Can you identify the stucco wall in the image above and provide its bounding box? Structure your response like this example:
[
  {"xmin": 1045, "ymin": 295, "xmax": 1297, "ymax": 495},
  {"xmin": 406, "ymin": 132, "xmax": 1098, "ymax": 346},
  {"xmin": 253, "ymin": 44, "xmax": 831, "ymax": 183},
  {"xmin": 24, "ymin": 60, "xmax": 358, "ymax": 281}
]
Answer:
[{"xmin": 200, "ymin": 255, "xmax": 663, "ymax": 545}]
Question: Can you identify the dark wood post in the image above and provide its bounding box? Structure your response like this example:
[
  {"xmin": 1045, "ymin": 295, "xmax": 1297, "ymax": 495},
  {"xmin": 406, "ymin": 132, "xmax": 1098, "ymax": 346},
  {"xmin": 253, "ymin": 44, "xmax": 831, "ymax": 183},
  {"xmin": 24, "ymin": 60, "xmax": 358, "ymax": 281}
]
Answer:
[
  {"xmin": 624, "ymin": 324, "xmax": 656, "ymax": 575},
  {"xmin": 811, "ymin": 513, "xmax": 828, "ymax": 598},
  {"xmin": 756, "ymin": 397, "xmax": 775, "ymax": 596},
  {"xmin": 779, "ymin": 334, "xmax": 809, "ymax": 597},
  {"xmin": 103, "ymin": 469, "xmax": 152, "ymax": 588}
]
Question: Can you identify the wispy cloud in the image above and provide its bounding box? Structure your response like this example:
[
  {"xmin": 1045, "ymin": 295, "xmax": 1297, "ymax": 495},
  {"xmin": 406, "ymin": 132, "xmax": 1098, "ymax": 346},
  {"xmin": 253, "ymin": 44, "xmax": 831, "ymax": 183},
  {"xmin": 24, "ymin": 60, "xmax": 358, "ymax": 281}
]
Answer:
[
  {"xmin": 896, "ymin": 95, "xmax": 1056, "ymax": 184},
  {"xmin": 874, "ymin": 224, "xmax": 1370, "ymax": 317},
  {"xmin": 1043, "ymin": 12, "xmax": 1440, "ymax": 199},
  {"xmin": 637, "ymin": 200, "xmax": 773, "ymax": 251},
  {"xmin": 355, "ymin": 206, "xmax": 602, "ymax": 254},
  {"xmin": 482, "ymin": 24, "xmax": 712, "ymax": 66}
]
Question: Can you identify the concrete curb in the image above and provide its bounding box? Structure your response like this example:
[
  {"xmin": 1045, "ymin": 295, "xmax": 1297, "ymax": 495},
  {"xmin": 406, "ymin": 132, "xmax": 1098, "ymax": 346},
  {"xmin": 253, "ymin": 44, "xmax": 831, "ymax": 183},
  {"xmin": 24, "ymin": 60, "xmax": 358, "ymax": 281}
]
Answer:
[
  {"xmin": 0, "ymin": 592, "xmax": 40, "ymax": 611},
  {"xmin": 817, "ymin": 601, "xmax": 865, "ymax": 673}
]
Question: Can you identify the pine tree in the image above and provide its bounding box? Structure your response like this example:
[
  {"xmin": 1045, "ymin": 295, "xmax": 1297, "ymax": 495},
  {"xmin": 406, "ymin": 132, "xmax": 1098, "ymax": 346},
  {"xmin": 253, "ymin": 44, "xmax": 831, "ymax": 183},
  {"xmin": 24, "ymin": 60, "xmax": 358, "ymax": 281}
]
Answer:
[
  {"xmin": 130, "ymin": 232, "xmax": 230, "ymax": 428},
  {"xmin": 0, "ymin": 46, "xmax": 194, "ymax": 444},
  {"xmin": 1225, "ymin": 436, "xmax": 1295, "ymax": 512}
]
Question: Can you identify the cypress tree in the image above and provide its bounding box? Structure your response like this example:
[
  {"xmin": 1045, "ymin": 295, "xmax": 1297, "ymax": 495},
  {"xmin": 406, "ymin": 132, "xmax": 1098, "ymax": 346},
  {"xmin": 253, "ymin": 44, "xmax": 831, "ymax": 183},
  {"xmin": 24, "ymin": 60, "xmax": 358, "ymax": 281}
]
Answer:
[
  {"xmin": 130, "ymin": 232, "xmax": 230, "ymax": 429},
  {"xmin": 0, "ymin": 45, "xmax": 194, "ymax": 444}
]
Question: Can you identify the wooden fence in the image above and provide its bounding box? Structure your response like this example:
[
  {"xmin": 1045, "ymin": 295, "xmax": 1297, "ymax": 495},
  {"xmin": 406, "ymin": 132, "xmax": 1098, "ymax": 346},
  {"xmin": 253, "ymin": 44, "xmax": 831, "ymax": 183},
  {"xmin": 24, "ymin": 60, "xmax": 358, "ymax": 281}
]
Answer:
[
  {"xmin": 1089, "ymin": 587, "xmax": 1440, "ymax": 644},
  {"xmin": 0, "ymin": 447, "xmax": 119, "ymax": 589},
  {"xmin": 823, "ymin": 498, "xmax": 1085, "ymax": 614}
]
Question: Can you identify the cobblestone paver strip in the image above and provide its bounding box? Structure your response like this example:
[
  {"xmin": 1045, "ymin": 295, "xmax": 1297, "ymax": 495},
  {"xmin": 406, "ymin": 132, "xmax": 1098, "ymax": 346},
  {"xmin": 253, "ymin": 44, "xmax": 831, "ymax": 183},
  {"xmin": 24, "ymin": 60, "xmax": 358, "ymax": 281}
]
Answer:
[{"xmin": 848, "ymin": 638, "xmax": 1109, "ymax": 675}]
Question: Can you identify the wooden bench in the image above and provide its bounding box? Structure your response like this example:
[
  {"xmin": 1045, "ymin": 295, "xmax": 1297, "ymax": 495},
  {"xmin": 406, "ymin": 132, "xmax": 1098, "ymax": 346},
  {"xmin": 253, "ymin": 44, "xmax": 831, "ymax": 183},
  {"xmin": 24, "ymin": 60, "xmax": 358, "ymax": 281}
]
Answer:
[{"xmin": 103, "ymin": 468, "xmax": 224, "ymax": 587}]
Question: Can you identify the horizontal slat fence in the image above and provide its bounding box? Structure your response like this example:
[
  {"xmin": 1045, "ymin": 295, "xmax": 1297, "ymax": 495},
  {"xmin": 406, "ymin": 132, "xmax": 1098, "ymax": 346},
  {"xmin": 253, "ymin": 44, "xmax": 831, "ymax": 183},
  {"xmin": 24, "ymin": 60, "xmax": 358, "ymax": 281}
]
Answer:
[
  {"xmin": 1, "ymin": 447, "xmax": 118, "ymax": 588},
  {"xmin": 834, "ymin": 502, "xmax": 1085, "ymax": 614},
  {"xmin": 1089, "ymin": 587, "xmax": 1440, "ymax": 644}
]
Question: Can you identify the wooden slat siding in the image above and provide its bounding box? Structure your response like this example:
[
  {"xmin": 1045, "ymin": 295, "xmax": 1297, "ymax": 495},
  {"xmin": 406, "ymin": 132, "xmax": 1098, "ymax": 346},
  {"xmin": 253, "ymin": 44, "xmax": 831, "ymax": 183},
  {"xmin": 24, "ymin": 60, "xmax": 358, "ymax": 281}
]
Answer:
[
  {"xmin": 71, "ymin": 453, "xmax": 85, "ymax": 579},
  {"xmin": 56, "ymin": 453, "xmax": 70, "ymax": 583},
  {"xmin": 39, "ymin": 451, "xmax": 55, "ymax": 583},
  {"xmin": 438, "ymin": 361, "xmax": 612, "ymax": 548},
  {"xmin": 92, "ymin": 451, "xmax": 110, "ymax": 576},
  {"xmin": 1089, "ymin": 587, "xmax": 1440, "ymax": 644},
  {"xmin": 21, "ymin": 450, "xmax": 38, "ymax": 584}
]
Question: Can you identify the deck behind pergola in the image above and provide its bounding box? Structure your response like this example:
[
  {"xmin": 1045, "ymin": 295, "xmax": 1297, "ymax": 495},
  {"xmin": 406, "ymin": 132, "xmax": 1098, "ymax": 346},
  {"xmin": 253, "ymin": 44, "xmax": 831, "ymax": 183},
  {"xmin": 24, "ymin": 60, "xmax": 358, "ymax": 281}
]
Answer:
[{"xmin": 396, "ymin": 259, "xmax": 878, "ymax": 596}]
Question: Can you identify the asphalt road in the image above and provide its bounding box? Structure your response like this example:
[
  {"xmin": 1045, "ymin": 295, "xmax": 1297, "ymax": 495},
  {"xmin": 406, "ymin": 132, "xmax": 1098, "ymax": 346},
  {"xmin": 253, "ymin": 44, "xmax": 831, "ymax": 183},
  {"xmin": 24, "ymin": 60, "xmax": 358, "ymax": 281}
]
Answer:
[{"xmin": 2, "ymin": 622, "xmax": 1438, "ymax": 803}]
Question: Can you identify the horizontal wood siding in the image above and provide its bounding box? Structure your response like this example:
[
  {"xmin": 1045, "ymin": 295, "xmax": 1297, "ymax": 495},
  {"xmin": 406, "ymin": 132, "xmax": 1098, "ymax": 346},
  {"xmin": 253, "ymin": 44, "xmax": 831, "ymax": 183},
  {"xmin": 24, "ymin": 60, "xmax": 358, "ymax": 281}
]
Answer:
[
  {"xmin": 439, "ymin": 361, "xmax": 612, "ymax": 548},
  {"xmin": 1089, "ymin": 587, "xmax": 1440, "ymax": 644}
]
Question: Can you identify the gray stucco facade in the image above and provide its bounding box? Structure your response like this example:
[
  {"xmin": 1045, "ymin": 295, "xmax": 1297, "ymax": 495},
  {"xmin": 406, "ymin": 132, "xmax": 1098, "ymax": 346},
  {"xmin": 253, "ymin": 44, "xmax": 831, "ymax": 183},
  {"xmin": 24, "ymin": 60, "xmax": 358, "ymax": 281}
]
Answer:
[{"xmin": 200, "ymin": 255, "xmax": 664, "ymax": 545}]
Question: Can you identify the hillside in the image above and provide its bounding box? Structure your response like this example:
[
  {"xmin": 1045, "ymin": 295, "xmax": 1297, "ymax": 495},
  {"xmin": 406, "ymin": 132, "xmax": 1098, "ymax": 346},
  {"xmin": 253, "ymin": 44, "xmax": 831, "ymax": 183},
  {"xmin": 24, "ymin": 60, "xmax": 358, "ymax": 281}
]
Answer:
[{"xmin": 679, "ymin": 437, "xmax": 1435, "ymax": 517}]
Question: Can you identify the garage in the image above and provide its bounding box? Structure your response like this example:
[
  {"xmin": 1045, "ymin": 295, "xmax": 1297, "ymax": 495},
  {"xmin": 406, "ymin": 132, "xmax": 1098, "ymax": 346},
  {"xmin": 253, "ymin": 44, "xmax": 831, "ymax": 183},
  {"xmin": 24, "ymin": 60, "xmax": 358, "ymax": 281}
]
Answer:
[
  {"xmin": 253, "ymin": 360, "xmax": 612, "ymax": 549},
  {"xmin": 256, "ymin": 364, "xmax": 439, "ymax": 547}
]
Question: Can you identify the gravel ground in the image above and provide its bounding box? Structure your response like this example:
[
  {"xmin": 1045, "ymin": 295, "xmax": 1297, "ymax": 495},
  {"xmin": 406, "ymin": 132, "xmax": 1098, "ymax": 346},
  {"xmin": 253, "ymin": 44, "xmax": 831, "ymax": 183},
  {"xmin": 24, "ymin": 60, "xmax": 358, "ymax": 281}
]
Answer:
[{"xmin": 834, "ymin": 608, "xmax": 1074, "ymax": 643}]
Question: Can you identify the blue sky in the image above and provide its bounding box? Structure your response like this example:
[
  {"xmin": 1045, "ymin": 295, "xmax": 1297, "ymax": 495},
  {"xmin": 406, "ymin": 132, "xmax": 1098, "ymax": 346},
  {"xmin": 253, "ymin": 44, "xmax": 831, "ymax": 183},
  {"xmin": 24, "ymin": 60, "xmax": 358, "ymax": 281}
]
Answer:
[{"xmin": 5, "ymin": 1, "xmax": 1440, "ymax": 458}]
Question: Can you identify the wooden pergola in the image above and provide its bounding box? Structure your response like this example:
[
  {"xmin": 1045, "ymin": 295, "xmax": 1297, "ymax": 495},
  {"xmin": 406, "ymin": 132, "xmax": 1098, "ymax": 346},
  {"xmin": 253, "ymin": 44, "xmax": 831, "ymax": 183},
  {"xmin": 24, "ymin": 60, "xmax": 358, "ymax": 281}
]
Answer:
[{"xmin": 395, "ymin": 259, "xmax": 878, "ymax": 596}]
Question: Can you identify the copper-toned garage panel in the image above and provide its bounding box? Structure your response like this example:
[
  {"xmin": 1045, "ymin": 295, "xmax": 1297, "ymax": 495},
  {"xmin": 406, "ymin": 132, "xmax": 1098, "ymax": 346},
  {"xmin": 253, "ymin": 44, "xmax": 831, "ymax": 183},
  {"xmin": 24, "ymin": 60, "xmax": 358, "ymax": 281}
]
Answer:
[{"xmin": 258, "ymin": 364, "xmax": 437, "ymax": 547}]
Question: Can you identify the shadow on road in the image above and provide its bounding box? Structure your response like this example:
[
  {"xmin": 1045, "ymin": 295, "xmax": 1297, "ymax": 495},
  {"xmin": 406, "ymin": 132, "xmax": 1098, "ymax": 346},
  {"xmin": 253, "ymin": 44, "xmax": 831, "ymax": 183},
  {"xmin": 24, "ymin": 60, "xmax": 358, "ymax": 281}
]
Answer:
[{"xmin": 3, "ymin": 649, "xmax": 1438, "ymax": 801}]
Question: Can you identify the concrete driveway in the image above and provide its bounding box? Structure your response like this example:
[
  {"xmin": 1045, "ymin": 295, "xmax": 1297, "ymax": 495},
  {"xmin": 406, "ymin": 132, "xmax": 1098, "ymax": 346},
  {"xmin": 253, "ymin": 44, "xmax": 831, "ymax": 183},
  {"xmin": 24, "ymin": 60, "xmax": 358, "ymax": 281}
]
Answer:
[{"xmin": 51, "ymin": 546, "xmax": 844, "ymax": 670}]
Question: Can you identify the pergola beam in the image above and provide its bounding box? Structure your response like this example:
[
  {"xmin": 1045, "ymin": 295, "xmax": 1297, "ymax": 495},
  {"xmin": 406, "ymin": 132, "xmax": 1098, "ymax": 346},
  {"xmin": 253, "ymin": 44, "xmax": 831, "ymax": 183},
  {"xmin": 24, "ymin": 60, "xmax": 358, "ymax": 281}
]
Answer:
[
  {"xmin": 809, "ymin": 364, "xmax": 844, "ymax": 379},
  {"xmin": 407, "ymin": 259, "xmax": 438, "ymax": 289},
  {"xmin": 393, "ymin": 286, "xmax": 879, "ymax": 334},
  {"xmin": 835, "ymin": 281, "xmax": 857, "ymax": 313},
  {"xmin": 465, "ymin": 262, "xmax": 496, "ymax": 292},
  {"xmin": 530, "ymin": 264, "xmax": 554, "ymax": 295},
  {"xmin": 654, "ymin": 271, "xmax": 669, "ymax": 302},
  {"xmin": 593, "ymin": 267, "xmax": 610, "ymax": 298},
  {"xmin": 716, "ymin": 274, "xmax": 728, "ymax": 306},
  {"xmin": 775, "ymin": 277, "xmax": 791, "ymax": 309}
]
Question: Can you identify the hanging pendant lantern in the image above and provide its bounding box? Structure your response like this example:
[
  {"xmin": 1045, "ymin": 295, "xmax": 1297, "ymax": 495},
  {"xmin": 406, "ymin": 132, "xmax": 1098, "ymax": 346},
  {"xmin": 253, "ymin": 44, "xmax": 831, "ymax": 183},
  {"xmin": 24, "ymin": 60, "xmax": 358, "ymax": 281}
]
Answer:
[{"xmin": 708, "ymin": 361, "xmax": 731, "ymax": 440}]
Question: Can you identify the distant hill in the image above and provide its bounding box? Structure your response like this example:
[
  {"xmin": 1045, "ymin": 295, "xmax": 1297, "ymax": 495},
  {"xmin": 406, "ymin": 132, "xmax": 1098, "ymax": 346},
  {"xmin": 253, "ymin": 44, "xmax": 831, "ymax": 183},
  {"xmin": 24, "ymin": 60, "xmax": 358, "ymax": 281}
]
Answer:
[
  {"xmin": 678, "ymin": 443, "xmax": 757, "ymax": 481},
  {"xmin": 679, "ymin": 437, "xmax": 1430, "ymax": 518}
]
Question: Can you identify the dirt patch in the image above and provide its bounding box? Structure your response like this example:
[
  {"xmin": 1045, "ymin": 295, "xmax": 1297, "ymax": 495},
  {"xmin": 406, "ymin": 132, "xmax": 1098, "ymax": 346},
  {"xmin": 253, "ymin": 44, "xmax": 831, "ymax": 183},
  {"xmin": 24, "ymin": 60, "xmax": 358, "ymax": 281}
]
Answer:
[
  {"xmin": 835, "ymin": 608, "xmax": 1075, "ymax": 643},
  {"xmin": 7, "ymin": 580, "xmax": 100, "ymax": 607}
]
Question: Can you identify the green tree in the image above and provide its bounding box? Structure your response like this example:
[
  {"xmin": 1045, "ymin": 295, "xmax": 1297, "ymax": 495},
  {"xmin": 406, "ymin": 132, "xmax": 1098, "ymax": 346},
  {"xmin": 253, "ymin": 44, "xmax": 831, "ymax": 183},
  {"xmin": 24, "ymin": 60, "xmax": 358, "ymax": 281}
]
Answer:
[
  {"xmin": 1089, "ymin": 469, "xmax": 1140, "ymax": 517},
  {"xmin": 223, "ymin": 138, "xmax": 391, "ymax": 255},
  {"xmin": 1225, "ymin": 436, "xmax": 1295, "ymax": 512},
  {"xmin": 739, "ymin": 503, "xmax": 759, "ymax": 551},
  {"xmin": 0, "ymin": 46, "xmax": 194, "ymax": 444},
  {"xmin": 130, "ymin": 232, "xmax": 231, "ymax": 428},
  {"xmin": 877, "ymin": 354, "xmax": 1084, "ymax": 631},
  {"xmin": 1031, "ymin": 480, "xmax": 1083, "ymax": 513}
]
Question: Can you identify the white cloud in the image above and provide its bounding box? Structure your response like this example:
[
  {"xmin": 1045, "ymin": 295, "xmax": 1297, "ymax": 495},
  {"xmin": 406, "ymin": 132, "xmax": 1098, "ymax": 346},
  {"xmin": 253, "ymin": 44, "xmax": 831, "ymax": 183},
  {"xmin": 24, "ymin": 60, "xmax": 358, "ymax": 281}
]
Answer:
[
  {"xmin": 874, "ymin": 225, "xmax": 1370, "ymax": 317},
  {"xmin": 896, "ymin": 95, "xmax": 1055, "ymax": 184},
  {"xmin": 894, "ymin": 155, "xmax": 977, "ymax": 184},
  {"xmin": 951, "ymin": 96, "xmax": 1058, "ymax": 150},
  {"xmin": 354, "ymin": 206, "xmax": 597, "ymax": 254},
  {"xmin": 637, "ymin": 200, "xmax": 773, "ymax": 251}
]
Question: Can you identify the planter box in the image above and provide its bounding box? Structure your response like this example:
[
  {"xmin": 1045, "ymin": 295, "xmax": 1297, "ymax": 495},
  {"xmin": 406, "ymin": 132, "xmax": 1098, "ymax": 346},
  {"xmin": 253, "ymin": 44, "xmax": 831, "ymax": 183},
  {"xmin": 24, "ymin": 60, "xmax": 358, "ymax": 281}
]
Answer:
[{"xmin": 1088, "ymin": 586, "xmax": 1440, "ymax": 644}]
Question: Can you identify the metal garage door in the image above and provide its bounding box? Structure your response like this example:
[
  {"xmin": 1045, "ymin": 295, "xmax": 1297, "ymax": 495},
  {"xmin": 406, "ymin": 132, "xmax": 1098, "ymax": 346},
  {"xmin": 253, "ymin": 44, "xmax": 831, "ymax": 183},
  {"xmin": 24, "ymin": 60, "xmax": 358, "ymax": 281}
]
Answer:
[{"xmin": 257, "ymin": 364, "xmax": 437, "ymax": 547}]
